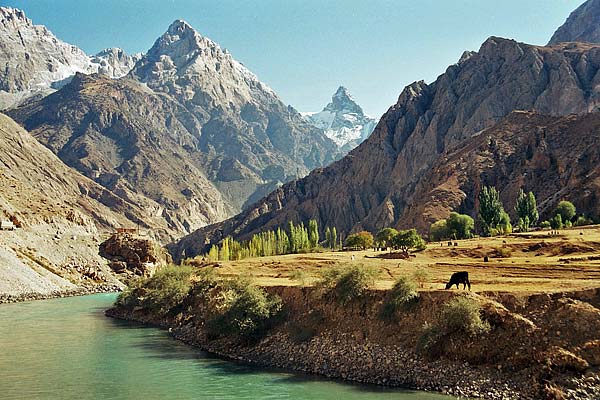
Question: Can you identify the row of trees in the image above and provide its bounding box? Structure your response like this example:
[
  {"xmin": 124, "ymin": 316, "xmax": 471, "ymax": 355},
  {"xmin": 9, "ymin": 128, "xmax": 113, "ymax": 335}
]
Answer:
[
  {"xmin": 429, "ymin": 186, "xmax": 589, "ymax": 239},
  {"xmin": 204, "ymin": 187, "xmax": 592, "ymax": 262},
  {"xmin": 205, "ymin": 220, "xmax": 343, "ymax": 261},
  {"xmin": 346, "ymin": 228, "xmax": 426, "ymax": 254}
]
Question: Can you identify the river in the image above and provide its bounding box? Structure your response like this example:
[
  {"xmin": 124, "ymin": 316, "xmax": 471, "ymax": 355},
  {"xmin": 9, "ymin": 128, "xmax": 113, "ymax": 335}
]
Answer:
[{"xmin": 0, "ymin": 293, "xmax": 451, "ymax": 399}]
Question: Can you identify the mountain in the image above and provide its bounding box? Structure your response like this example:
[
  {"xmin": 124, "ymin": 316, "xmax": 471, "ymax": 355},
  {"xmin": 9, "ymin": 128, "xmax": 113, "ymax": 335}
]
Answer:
[
  {"xmin": 0, "ymin": 7, "xmax": 139, "ymax": 109},
  {"xmin": 170, "ymin": 37, "xmax": 600, "ymax": 259},
  {"xmin": 303, "ymin": 86, "xmax": 378, "ymax": 152},
  {"xmin": 549, "ymin": 0, "xmax": 600, "ymax": 44},
  {"xmin": 8, "ymin": 18, "xmax": 340, "ymax": 237},
  {"xmin": 0, "ymin": 113, "xmax": 162, "ymax": 295}
]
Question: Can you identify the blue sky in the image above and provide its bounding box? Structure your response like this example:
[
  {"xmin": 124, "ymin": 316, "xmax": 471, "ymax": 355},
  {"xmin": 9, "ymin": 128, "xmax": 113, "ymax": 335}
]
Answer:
[{"xmin": 4, "ymin": 0, "xmax": 582, "ymax": 116}]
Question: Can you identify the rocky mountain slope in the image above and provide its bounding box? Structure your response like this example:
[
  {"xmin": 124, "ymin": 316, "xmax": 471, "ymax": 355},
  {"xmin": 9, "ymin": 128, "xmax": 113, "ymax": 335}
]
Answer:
[
  {"xmin": 549, "ymin": 0, "xmax": 600, "ymax": 45},
  {"xmin": 0, "ymin": 113, "xmax": 165, "ymax": 297},
  {"xmin": 303, "ymin": 86, "xmax": 378, "ymax": 152},
  {"xmin": 8, "ymin": 19, "xmax": 340, "ymax": 236},
  {"xmin": 0, "ymin": 7, "xmax": 139, "ymax": 109},
  {"xmin": 170, "ymin": 37, "xmax": 600, "ymax": 259}
]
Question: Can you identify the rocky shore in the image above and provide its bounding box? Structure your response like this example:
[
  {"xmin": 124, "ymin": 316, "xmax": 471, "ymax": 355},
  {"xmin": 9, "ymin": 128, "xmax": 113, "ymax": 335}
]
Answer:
[
  {"xmin": 106, "ymin": 286, "xmax": 600, "ymax": 400},
  {"xmin": 0, "ymin": 284, "xmax": 121, "ymax": 304}
]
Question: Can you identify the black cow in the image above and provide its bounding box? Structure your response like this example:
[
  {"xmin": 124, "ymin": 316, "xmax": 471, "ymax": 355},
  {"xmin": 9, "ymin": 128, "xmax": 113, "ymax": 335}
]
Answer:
[{"xmin": 445, "ymin": 271, "xmax": 471, "ymax": 290}]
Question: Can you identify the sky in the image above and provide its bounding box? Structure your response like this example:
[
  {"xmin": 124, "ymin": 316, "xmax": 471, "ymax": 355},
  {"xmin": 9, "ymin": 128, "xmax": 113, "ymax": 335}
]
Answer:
[{"xmin": 4, "ymin": 0, "xmax": 583, "ymax": 116}]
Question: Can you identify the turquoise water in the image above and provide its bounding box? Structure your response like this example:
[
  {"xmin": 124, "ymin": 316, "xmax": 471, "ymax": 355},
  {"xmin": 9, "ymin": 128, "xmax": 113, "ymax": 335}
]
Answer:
[{"xmin": 0, "ymin": 294, "xmax": 451, "ymax": 400}]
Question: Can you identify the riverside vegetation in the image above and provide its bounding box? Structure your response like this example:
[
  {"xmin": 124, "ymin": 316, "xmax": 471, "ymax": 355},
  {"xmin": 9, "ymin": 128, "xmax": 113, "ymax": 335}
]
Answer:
[{"xmin": 111, "ymin": 187, "xmax": 600, "ymax": 399}]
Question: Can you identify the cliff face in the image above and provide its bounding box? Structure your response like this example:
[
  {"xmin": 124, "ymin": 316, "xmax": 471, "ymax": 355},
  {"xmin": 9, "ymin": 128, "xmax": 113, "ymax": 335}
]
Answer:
[
  {"xmin": 549, "ymin": 0, "xmax": 600, "ymax": 45},
  {"xmin": 171, "ymin": 38, "xmax": 600, "ymax": 259}
]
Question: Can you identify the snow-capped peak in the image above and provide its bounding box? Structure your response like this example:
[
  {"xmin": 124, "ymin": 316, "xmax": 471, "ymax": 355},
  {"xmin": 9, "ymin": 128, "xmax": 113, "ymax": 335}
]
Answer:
[
  {"xmin": 303, "ymin": 86, "xmax": 378, "ymax": 151},
  {"xmin": 0, "ymin": 7, "xmax": 140, "ymax": 109}
]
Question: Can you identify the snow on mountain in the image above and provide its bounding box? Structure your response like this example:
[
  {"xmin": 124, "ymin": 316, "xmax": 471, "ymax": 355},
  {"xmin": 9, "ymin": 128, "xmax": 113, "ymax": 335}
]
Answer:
[
  {"xmin": 91, "ymin": 48, "xmax": 142, "ymax": 79},
  {"xmin": 0, "ymin": 7, "xmax": 139, "ymax": 109},
  {"xmin": 303, "ymin": 86, "xmax": 378, "ymax": 152}
]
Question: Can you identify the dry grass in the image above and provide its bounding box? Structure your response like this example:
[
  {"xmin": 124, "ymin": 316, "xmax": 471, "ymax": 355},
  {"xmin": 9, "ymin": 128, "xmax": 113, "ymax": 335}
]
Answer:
[{"xmin": 206, "ymin": 226, "xmax": 600, "ymax": 294}]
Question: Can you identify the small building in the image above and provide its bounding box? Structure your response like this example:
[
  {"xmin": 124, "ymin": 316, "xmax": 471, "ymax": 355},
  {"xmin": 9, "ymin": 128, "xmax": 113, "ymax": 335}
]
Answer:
[{"xmin": 0, "ymin": 220, "xmax": 15, "ymax": 231}]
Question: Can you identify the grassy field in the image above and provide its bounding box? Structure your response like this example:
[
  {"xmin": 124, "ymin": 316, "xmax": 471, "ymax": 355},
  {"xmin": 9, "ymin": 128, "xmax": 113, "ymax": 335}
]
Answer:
[{"xmin": 205, "ymin": 225, "xmax": 600, "ymax": 293}]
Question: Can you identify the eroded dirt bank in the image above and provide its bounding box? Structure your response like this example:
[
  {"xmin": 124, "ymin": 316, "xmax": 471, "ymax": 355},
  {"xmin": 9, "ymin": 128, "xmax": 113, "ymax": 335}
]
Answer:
[{"xmin": 107, "ymin": 286, "xmax": 600, "ymax": 400}]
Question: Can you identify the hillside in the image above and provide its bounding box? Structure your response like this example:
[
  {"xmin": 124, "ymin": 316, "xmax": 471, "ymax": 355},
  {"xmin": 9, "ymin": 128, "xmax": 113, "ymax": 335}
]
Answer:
[
  {"xmin": 170, "ymin": 38, "xmax": 600, "ymax": 259},
  {"xmin": 0, "ymin": 113, "xmax": 161, "ymax": 296}
]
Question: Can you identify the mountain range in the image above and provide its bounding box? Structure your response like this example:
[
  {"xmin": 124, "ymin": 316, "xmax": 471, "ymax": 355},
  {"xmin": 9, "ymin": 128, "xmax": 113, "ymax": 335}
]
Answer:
[
  {"xmin": 1, "ymin": 9, "xmax": 346, "ymax": 239},
  {"xmin": 170, "ymin": 0, "xmax": 600, "ymax": 259}
]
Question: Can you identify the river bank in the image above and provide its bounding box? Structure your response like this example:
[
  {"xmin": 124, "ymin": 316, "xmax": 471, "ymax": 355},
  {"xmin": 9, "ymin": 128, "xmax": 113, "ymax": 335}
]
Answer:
[
  {"xmin": 106, "ymin": 285, "xmax": 600, "ymax": 399},
  {"xmin": 0, "ymin": 284, "xmax": 121, "ymax": 304}
]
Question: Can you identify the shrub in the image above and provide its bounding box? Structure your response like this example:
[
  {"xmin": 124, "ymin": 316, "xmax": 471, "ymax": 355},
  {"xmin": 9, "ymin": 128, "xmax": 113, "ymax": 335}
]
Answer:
[
  {"xmin": 381, "ymin": 276, "xmax": 419, "ymax": 319},
  {"xmin": 417, "ymin": 322, "xmax": 443, "ymax": 358},
  {"xmin": 540, "ymin": 220, "xmax": 551, "ymax": 229},
  {"xmin": 318, "ymin": 264, "xmax": 379, "ymax": 304},
  {"xmin": 495, "ymin": 246, "xmax": 512, "ymax": 258},
  {"xmin": 207, "ymin": 276, "xmax": 282, "ymax": 340},
  {"xmin": 438, "ymin": 296, "xmax": 490, "ymax": 336},
  {"xmin": 412, "ymin": 267, "xmax": 430, "ymax": 288},
  {"xmin": 139, "ymin": 265, "xmax": 195, "ymax": 315},
  {"xmin": 574, "ymin": 216, "xmax": 592, "ymax": 227},
  {"xmin": 289, "ymin": 269, "xmax": 309, "ymax": 286},
  {"xmin": 116, "ymin": 265, "xmax": 195, "ymax": 315}
]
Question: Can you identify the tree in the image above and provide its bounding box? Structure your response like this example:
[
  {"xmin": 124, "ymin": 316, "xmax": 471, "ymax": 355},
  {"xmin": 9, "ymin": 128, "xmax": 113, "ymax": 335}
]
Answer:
[
  {"xmin": 392, "ymin": 229, "xmax": 426, "ymax": 255},
  {"xmin": 308, "ymin": 219, "xmax": 319, "ymax": 248},
  {"xmin": 446, "ymin": 212, "xmax": 475, "ymax": 239},
  {"xmin": 429, "ymin": 219, "xmax": 448, "ymax": 241},
  {"xmin": 478, "ymin": 186, "xmax": 508, "ymax": 236},
  {"xmin": 332, "ymin": 227, "xmax": 338, "ymax": 250},
  {"xmin": 207, "ymin": 245, "xmax": 219, "ymax": 261},
  {"xmin": 550, "ymin": 214, "xmax": 563, "ymax": 229},
  {"xmin": 376, "ymin": 227, "xmax": 399, "ymax": 250},
  {"xmin": 325, "ymin": 227, "xmax": 331, "ymax": 249},
  {"xmin": 515, "ymin": 189, "xmax": 539, "ymax": 231},
  {"xmin": 430, "ymin": 213, "xmax": 474, "ymax": 241},
  {"xmin": 345, "ymin": 231, "xmax": 374, "ymax": 250},
  {"xmin": 555, "ymin": 201, "xmax": 576, "ymax": 223},
  {"xmin": 220, "ymin": 237, "xmax": 231, "ymax": 261}
]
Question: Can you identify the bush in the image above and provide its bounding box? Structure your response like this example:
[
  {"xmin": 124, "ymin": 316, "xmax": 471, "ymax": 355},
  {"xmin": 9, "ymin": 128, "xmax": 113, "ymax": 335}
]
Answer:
[
  {"xmin": 116, "ymin": 265, "xmax": 195, "ymax": 316},
  {"xmin": 289, "ymin": 269, "xmax": 309, "ymax": 286},
  {"xmin": 540, "ymin": 220, "xmax": 551, "ymax": 229},
  {"xmin": 494, "ymin": 246, "xmax": 512, "ymax": 258},
  {"xmin": 438, "ymin": 296, "xmax": 490, "ymax": 336},
  {"xmin": 412, "ymin": 267, "xmax": 430, "ymax": 288},
  {"xmin": 318, "ymin": 264, "xmax": 379, "ymax": 304},
  {"xmin": 574, "ymin": 216, "xmax": 593, "ymax": 227},
  {"xmin": 207, "ymin": 277, "xmax": 282, "ymax": 340},
  {"xmin": 430, "ymin": 213, "xmax": 474, "ymax": 241},
  {"xmin": 381, "ymin": 276, "xmax": 419, "ymax": 319}
]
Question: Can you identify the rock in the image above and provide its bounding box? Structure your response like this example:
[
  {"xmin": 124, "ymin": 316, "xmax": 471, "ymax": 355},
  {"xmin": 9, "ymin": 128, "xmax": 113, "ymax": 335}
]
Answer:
[
  {"xmin": 548, "ymin": 347, "xmax": 590, "ymax": 372},
  {"xmin": 100, "ymin": 233, "xmax": 170, "ymax": 277}
]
